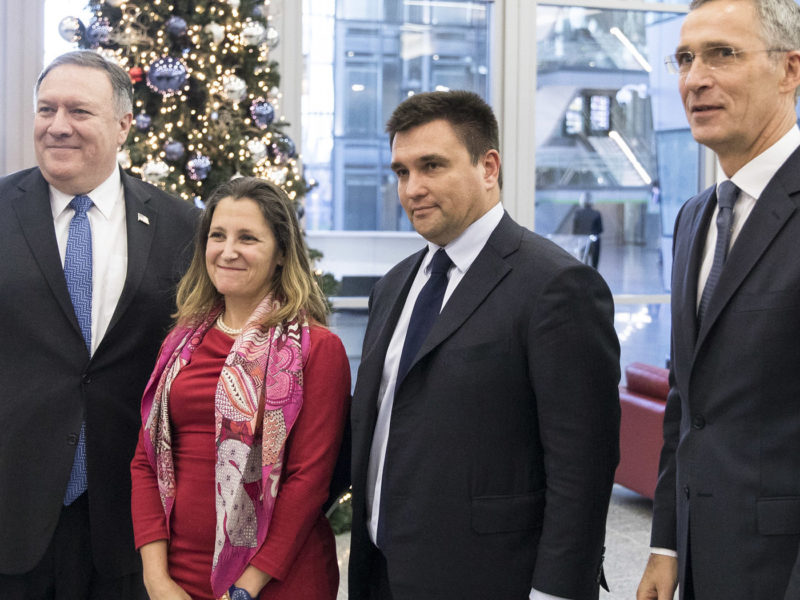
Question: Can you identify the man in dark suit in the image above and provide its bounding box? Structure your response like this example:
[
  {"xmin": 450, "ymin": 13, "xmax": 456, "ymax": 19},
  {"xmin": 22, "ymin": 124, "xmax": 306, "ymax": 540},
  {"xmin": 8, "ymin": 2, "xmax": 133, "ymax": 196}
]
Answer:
[
  {"xmin": 637, "ymin": 0, "xmax": 800, "ymax": 598},
  {"xmin": 0, "ymin": 51, "xmax": 196, "ymax": 597},
  {"xmin": 348, "ymin": 90, "xmax": 621, "ymax": 600},
  {"xmin": 572, "ymin": 192, "xmax": 603, "ymax": 268}
]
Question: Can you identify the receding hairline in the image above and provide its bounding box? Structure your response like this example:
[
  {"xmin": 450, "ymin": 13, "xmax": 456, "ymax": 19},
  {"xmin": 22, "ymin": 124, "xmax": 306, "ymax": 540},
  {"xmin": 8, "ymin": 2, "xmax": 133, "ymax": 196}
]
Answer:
[{"xmin": 35, "ymin": 52, "xmax": 133, "ymax": 117}]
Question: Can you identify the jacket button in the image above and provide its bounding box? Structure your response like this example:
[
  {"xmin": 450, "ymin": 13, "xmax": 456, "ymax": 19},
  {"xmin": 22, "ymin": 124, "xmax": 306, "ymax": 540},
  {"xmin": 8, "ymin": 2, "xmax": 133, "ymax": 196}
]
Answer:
[
  {"xmin": 684, "ymin": 485, "xmax": 690, "ymax": 499},
  {"xmin": 82, "ymin": 373, "xmax": 91, "ymax": 384},
  {"xmin": 67, "ymin": 433, "xmax": 79, "ymax": 446},
  {"xmin": 692, "ymin": 415, "xmax": 705, "ymax": 429}
]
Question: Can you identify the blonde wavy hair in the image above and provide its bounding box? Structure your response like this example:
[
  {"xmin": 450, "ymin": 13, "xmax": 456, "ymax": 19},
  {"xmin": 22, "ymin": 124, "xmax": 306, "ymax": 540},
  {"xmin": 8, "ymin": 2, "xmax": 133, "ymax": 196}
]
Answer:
[{"xmin": 175, "ymin": 177, "xmax": 328, "ymax": 328}]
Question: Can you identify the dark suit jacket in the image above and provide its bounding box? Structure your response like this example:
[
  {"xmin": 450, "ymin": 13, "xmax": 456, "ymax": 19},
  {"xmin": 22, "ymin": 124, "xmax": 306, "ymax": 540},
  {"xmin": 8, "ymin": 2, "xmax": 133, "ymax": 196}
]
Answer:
[
  {"xmin": 349, "ymin": 213, "xmax": 620, "ymax": 600},
  {"xmin": 651, "ymin": 147, "xmax": 800, "ymax": 600},
  {"xmin": 0, "ymin": 167, "xmax": 197, "ymax": 576}
]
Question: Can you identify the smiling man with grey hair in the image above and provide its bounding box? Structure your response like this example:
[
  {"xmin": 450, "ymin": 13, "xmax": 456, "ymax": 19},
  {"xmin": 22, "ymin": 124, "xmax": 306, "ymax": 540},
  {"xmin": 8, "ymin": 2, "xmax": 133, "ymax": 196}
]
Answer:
[
  {"xmin": 0, "ymin": 50, "xmax": 197, "ymax": 597},
  {"xmin": 637, "ymin": 0, "xmax": 800, "ymax": 598}
]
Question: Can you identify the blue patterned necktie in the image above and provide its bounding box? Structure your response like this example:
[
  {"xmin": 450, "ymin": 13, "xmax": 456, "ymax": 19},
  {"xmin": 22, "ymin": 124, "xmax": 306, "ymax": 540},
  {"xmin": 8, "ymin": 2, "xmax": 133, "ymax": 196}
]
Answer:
[
  {"xmin": 698, "ymin": 181, "xmax": 739, "ymax": 323},
  {"xmin": 64, "ymin": 194, "xmax": 93, "ymax": 505}
]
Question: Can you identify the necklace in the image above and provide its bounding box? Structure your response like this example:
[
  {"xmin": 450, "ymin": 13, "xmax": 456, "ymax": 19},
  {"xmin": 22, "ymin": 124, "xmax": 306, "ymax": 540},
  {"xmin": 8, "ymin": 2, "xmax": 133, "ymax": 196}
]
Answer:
[{"xmin": 216, "ymin": 313, "xmax": 243, "ymax": 336}]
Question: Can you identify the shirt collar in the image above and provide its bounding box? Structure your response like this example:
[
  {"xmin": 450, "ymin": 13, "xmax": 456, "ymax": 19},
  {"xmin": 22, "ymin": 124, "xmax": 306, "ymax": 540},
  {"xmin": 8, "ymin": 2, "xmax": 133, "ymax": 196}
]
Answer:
[
  {"xmin": 50, "ymin": 168, "xmax": 124, "ymax": 221},
  {"xmin": 725, "ymin": 124, "xmax": 800, "ymax": 199},
  {"xmin": 422, "ymin": 202, "xmax": 504, "ymax": 274}
]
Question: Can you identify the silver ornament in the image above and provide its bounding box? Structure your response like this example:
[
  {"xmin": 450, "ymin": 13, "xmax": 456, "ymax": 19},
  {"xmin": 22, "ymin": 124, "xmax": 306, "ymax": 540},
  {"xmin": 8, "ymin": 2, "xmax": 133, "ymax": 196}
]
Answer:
[
  {"xmin": 221, "ymin": 75, "xmax": 247, "ymax": 103},
  {"xmin": 204, "ymin": 21, "xmax": 225, "ymax": 44},
  {"xmin": 246, "ymin": 139, "xmax": 268, "ymax": 161},
  {"xmin": 240, "ymin": 20, "xmax": 266, "ymax": 46},
  {"xmin": 264, "ymin": 25, "xmax": 280, "ymax": 49},
  {"xmin": 58, "ymin": 16, "xmax": 84, "ymax": 43},
  {"xmin": 142, "ymin": 160, "xmax": 170, "ymax": 183},
  {"xmin": 105, "ymin": 0, "xmax": 125, "ymax": 6},
  {"xmin": 227, "ymin": 0, "xmax": 241, "ymax": 8}
]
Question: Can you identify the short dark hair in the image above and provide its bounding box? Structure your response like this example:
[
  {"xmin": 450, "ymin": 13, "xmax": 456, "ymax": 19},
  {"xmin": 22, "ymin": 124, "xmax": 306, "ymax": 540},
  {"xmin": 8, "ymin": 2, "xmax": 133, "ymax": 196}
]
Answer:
[
  {"xmin": 35, "ymin": 50, "xmax": 133, "ymax": 117},
  {"xmin": 386, "ymin": 90, "xmax": 502, "ymax": 187}
]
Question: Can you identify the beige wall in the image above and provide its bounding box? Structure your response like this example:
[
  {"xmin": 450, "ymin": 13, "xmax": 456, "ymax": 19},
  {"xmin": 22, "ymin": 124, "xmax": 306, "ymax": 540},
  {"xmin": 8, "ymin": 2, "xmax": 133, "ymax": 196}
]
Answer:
[{"xmin": 0, "ymin": 0, "xmax": 44, "ymax": 175}]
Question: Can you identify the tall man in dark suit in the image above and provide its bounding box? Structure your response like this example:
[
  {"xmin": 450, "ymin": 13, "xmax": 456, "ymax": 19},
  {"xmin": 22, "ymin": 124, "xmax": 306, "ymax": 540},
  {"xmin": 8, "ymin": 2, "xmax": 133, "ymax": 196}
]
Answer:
[
  {"xmin": 637, "ymin": 0, "xmax": 800, "ymax": 598},
  {"xmin": 348, "ymin": 90, "xmax": 621, "ymax": 600},
  {"xmin": 0, "ymin": 51, "xmax": 196, "ymax": 597}
]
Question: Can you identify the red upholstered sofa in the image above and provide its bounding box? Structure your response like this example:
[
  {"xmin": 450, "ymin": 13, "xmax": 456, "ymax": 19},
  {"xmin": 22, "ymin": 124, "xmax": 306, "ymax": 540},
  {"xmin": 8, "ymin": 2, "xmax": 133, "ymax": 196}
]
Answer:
[{"xmin": 615, "ymin": 362, "xmax": 670, "ymax": 500}]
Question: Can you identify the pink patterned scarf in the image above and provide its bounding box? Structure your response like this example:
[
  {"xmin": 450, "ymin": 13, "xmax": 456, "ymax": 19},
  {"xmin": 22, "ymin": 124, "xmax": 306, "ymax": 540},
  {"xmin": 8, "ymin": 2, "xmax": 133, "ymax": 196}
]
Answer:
[{"xmin": 140, "ymin": 295, "xmax": 309, "ymax": 597}]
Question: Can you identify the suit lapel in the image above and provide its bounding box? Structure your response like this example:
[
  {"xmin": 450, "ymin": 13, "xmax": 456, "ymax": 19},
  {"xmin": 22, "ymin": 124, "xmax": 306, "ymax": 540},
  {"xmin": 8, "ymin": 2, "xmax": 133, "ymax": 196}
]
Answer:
[
  {"xmin": 672, "ymin": 187, "xmax": 715, "ymax": 355},
  {"xmin": 9, "ymin": 169, "xmax": 83, "ymax": 337},
  {"xmin": 353, "ymin": 250, "xmax": 423, "ymax": 428},
  {"xmin": 695, "ymin": 157, "xmax": 800, "ymax": 353},
  {"xmin": 103, "ymin": 172, "xmax": 158, "ymax": 340},
  {"xmin": 411, "ymin": 214, "xmax": 518, "ymax": 373}
]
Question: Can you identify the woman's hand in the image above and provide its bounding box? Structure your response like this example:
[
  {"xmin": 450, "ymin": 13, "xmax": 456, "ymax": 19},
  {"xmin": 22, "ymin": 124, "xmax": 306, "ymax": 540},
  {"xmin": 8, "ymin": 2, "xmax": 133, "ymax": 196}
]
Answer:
[
  {"xmin": 233, "ymin": 564, "xmax": 273, "ymax": 597},
  {"xmin": 139, "ymin": 540, "xmax": 192, "ymax": 600}
]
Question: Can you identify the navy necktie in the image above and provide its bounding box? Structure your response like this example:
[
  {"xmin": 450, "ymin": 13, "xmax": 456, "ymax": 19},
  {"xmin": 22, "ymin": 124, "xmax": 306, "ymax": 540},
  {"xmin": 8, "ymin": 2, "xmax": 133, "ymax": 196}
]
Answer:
[
  {"xmin": 64, "ymin": 194, "xmax": 93, "ymax": 505},
  {"xmin": 396, "ymin": 248, "xmax": 453, "ymax": 387},
  {"xmin": 698, "ymin": 181, "xmax": 739, "ymax": 323}
]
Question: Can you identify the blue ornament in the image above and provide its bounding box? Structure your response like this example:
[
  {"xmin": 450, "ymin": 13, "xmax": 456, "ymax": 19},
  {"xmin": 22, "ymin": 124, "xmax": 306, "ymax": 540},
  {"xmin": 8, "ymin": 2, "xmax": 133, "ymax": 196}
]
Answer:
[
  {"xmin": 187, "ymin": 155, "xmax": 212, "ymax": 181},
  {"xmin": 249, "ymin": 98, "xmax": 275, "ymax": 129},
  {"xmin": 166, "ymin": 16, "xmax": 188, "ymax": 37},
  {"xmin": 86, "ymin": 17, "xmax": 112, "ymax": 47},
  {"xmin": 164, "ymin": 140, "xmax": 185, "ymax": 161},
  {"xmin": 270, "ymin": 135, "xmax": 296, "ymax": 164},
  {"xmin": 135, "ymin": 112, "xmax": 152, "ymax": 130},
  {"xmin": 146, "ymin": 57, "xmax": 188, "ymax": 96}
]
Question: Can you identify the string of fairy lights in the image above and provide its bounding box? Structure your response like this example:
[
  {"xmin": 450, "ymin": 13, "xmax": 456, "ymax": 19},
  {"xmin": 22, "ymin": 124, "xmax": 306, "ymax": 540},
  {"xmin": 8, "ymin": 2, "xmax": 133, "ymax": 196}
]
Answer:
[{"xmin": 58, "ymin": 0, "xmax": 309, "ymax": 205}]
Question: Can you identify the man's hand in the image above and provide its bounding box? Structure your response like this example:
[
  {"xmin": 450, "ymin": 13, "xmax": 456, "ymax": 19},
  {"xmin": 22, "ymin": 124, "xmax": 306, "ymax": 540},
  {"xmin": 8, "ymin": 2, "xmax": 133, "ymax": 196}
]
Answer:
[{"xmin": 637, "ymin": 553, "xmax": 678, "ymax": 600}]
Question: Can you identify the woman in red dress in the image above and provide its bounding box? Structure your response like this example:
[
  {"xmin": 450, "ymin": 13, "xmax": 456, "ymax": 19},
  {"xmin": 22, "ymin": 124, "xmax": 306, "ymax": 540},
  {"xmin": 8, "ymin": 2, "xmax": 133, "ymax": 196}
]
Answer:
[{"xmin": 131, "ymin": 177, "xmax": 350, "ymax": 600}]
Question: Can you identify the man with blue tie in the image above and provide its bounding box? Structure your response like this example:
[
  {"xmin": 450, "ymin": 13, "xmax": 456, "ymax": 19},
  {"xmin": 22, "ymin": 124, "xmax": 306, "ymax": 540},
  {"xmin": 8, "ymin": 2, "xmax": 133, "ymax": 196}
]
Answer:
[
  {"xmin": 0, "ymin": 51, "xmax": 196, "ymax": 597},
  {"xmin": 637, "ymin": 0, "xmax": 800, "ymax": 598},
  {"xmin": 348, "ymin": 90, "xmax": 621, "ymax": 599}
]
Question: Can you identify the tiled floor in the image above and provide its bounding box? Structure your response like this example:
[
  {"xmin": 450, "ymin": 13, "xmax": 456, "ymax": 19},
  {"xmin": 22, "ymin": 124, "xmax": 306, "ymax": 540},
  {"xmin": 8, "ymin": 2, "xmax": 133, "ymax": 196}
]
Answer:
[{"xmin": 329, "ymin": 241, "xmax": 671, "ymax": 599}]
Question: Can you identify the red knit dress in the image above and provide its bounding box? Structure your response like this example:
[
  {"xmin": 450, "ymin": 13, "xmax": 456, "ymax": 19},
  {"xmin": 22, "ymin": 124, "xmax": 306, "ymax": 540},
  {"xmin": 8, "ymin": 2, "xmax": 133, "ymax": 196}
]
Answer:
[{"xmin": 131, "ymin": 325, "xmax": 350, "ymax": 599}]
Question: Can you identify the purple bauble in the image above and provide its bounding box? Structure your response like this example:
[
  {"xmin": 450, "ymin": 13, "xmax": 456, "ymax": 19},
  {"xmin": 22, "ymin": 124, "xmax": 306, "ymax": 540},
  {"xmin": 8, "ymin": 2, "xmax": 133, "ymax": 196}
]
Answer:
[
  {"xmin": 86, "ymin": 17, "xmax": 112, "ymax": 47},
  {"xmin": 187, "ymin": 155, "xmax": 212, "ymax": 181},
  {"xmin": 135, "ymin": 112, "xmax": 152, "ymax": 130},
  {"xmin": 249, "ymin": 98, "xmax": 275, "ymax": 129},
  {"xmin": 166, "ymin": 16, "xmax": 188, "ymax": 37},
  {"xmin": 146, "ymin": 57, "xmax": 188, "ymax": 96},
  {"xmin": 164, "ymin": 140, "xmax": 185, "ymax": 161},
  {"xmin": 270, "ymin": 135, "xmax": 296, "ymax": 164}
]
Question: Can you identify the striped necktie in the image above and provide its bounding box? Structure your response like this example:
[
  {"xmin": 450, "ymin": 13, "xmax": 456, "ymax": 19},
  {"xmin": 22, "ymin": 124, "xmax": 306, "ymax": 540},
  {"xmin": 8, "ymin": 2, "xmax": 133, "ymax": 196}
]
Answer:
[
  {"xmin": 63, "ymin": 194, "xmax": 93, "ymax": 505},
  {"xmin": 698, "ymin": 181, "xmax": 739, "ymax": 323}
]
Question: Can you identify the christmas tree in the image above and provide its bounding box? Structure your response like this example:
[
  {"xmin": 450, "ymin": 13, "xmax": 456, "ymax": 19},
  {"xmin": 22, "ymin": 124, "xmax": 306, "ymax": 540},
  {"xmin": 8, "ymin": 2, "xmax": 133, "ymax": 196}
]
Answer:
[
  {"xmin": 57, "ymin": 0, "xmax": 338, "ymax": 298},
  {"xmin": 57, "ymin": 0, "xmax": 308, "ymax": 206}
]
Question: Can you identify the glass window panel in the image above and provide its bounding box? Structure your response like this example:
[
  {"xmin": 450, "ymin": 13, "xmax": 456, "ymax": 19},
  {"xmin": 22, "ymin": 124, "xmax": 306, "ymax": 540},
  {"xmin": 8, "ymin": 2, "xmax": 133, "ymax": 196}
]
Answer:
[
  {"xmin": 535, "ymin": 5, "xmax": 695, "ymax": 294},
  {"xmin": 303, "ymin": 0, "xmax": 492, "ymax": 231}
]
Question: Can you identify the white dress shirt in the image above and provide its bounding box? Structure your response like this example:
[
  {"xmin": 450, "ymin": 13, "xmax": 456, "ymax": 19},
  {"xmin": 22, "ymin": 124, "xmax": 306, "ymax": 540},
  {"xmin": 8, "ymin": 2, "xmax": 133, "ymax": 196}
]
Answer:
[
  {"xmin": 50, "ymin": 169, "xmax": 128, "ymax": 354},
  {"xmin": 696, "ymin": 125, "xmax": 800, "ymax": 311}
]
